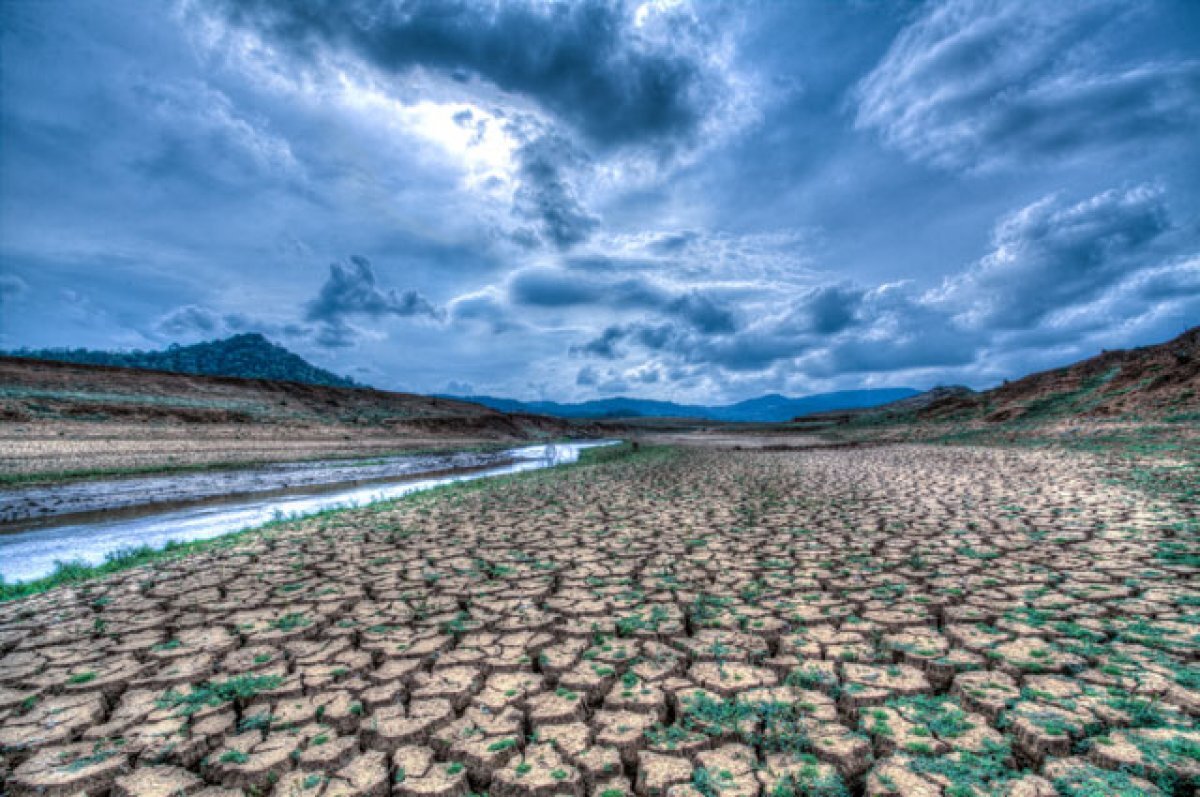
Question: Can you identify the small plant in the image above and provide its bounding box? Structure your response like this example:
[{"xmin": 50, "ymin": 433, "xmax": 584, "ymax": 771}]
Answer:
[
  {"xmin": 691, "ymin": 768, "xmax": 720, "ymax": 797},
  {"xmin": 62, "ymin": 742, "xmax": 120, "ymax": 773},
  {"xmin": 269, "ymin": 613, "xmax": 310, "ymax": 631},
  {"xmin": 156, "ymin": 674, "xmax": 284, "ymax": 716},
  {"xmin": 237, "ymin": 712, "xmax": 272, "ymax": 732}
]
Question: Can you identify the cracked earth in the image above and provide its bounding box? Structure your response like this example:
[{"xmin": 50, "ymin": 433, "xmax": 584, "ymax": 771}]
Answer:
[{"xmin": 1, "ymin": 445, "xmax": 1197, "ymax": 797}]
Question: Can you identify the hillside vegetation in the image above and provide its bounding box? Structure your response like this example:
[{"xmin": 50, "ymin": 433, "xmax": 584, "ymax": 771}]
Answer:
[
  {"xmin": 818, "ymin": 326, "xmax": 1198, "ymax": 431},
  {"xmin": 4, "ymin": 333, "xmax": 358, "ymax": 388}
]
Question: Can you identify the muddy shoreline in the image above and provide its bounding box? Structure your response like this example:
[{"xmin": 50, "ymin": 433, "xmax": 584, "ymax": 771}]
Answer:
[{"xmin": 0, "ymin": 448, "xmax": 518, "ymax": 526}]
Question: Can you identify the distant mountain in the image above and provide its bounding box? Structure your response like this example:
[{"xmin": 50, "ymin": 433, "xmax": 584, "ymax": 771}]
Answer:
[
  {"xmin": 444, "ymin": 388, "xmax": 921, "ymax": 423},
  {"xmin": 4, "ymin": 333, "xmax": 359, "ymax": 388}
]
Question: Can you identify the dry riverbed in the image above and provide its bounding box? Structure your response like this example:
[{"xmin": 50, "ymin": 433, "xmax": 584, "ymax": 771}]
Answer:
[{"xmin": 0, "ymin": 444, "xmax": 1197, "ymax": 796}]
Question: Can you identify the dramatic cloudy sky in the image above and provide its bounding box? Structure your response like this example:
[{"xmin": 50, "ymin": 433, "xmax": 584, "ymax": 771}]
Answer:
[{"xmin": 2, "ymin": 1, "xmax": 1198, "ymax": 400}]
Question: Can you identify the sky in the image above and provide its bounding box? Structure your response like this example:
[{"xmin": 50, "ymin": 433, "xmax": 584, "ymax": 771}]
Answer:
[{"xmin": 1, "ymin": 0, "xmax": 1198, "ymax": 402}]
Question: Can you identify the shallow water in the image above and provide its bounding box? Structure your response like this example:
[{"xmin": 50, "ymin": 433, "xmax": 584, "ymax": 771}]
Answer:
[
  {"xmin": 0, "ymin": 441, "xmax": 615, "ymax": 583},
  {"xmin": 0, "ymin": 448, "xmax": 522, "ymax": 525}
]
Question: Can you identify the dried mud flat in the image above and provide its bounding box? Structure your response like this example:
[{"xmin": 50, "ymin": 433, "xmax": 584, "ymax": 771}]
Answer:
[{"xmin": 0, "ymin": 445, "xmax": 1197, "ymax": 797}]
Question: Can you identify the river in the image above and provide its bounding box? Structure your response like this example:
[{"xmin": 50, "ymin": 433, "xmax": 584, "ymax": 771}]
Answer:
[{"xmin": 0, "ymin": 440, "xmax": 616, "ymax": 583}]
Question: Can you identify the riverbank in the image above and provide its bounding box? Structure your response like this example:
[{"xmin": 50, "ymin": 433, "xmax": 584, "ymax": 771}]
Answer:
[
  {"xmin": 0, "ymin": 441, "xmax": 626, "ymax": 596},
  {"xmin": 0, "ymin": 447, "xmax": 522, "ymax": 526},
  {"xmin": 0, "ymin": 356, "xmax": 606, "ymax": 486}
]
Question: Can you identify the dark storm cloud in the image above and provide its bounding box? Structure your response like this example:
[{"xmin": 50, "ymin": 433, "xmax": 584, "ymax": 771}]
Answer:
[
  {"xmin": 778, "ymin": 286, "xmax": 865, "ymax": 336},
  {"xmin": 570, "ymin": 283, "xmax": 866, "ymax": 371},
  {"xmin": 4, "ymin": 1, "xmax": 1199, "ymax": 400},
  {"xmin": 800, "ymin": 290, "xmax": 981, "ymax": 377},
  {"xmin": 448, "ymin": 289, "xmax": 524, "ymax": 333},
  {"xmin": 508, "ymin": 267, "xmax": 736, "ymax": 334},
  {"xmin": 512, "ymin": 135, "xmax": 598, "ymax": 249},
  {"xmin": 667, "ymin": 293, "xmax": 737, "ymax": 336},
  {"xmin": 507, "ymin": 268, "xmax": 621, "ymax": 308},
  {"xmin": 152, "ymin": 304, "xmax": 320, "ymax": 346},
  {"xmin": 156, "ymin": 304, "xmax": 223, "ymax": 337},
  {"xmin": 575, "ymin": 365, "xmax": 598, "ymax": 386},
  {"xmin": 312, "ymin": 320, "xmax": 359, "ymax": 349},
  {"xmin": 1127, "ymin": 260, "xmax": 1200, "ymax": 303},
  {"xmin": 572, "ymin": 318, "xmax": 791, "ymax": 373},
  {"xmin": 574, "ymin": 364, "xmax": 630, "ymax": 394},
  {"xmin": 215, "ymin": 0, "xmax": 716, "ymax": 149},
  {"xmin": 305, "ymin": 256, "xmax": 444, "ymax": 324},
  {"xmin": 298, "ymin": 256, "xmax": 445, "ymax": 349},
  {"xmin": 933, "ymin": 184, "xmax": 1176, "ymax": 329},
  {"xmin": 566, "ymin": 179, "xmax": 1197, "ymax": 376},
  {"xmin": 646, "ymin": 231, "xmax": 699, "ymax": 255},
  {"xmin": 805, "ymin": 332, "xmax": 979, "ymax": 377},
  {"xmin": 569, "ymin": 325, "xmax": 624, "ymax": 359},
  {"xmin": 855, "ymin": 0, "xmax": 1200, "ymax": 171}
]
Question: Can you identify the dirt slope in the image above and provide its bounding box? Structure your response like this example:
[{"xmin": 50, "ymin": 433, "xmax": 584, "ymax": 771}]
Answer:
[
  {"xmin": 819, "ymin": 326, "xmax": 1198, "ymax": 428},
  {"xmin": 0, "ymin": 357, "xmax": 578, "ymax": 432},
  {"xmin": 966, "ymin": 325, "xmax": 1199, "ymax": 423}
]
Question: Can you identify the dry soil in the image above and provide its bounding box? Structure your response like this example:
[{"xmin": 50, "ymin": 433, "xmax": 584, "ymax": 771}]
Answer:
[{"xmin": 0, "ymin": 445, "xmax": 1196, "ymax": 796}]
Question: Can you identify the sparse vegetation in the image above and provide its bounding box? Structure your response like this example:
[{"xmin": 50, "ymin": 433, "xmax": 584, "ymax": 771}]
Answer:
[{"xmin": 2, "ymin": 420, "xmax": 1197, "ymax": 795}]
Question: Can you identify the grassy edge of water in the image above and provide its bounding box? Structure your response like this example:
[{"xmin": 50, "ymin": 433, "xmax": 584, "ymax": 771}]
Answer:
[{"xmin": 0, "ymin": 441, "xmax": 663, "ymax": 602}]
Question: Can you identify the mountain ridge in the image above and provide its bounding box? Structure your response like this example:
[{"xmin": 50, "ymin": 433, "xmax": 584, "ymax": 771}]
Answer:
[{"xmin": 442, "ymin": 388, "xmax": 922, "ymax": 423}]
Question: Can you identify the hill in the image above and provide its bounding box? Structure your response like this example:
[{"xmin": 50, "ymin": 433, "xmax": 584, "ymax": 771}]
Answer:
[
  {"xmin": 0, "ymin": 356, "xmax": 591, "ymax": 483},
  {"xmin": 0, "ymin": 355, "xmax": 585, "ymax": 434},
  {"xmin": 447, "ymin": 388, "xmax": 920, "ymax": 423},
  {"xmin": 825, "ymin": 326, "xmax": 1199, "ymax": 428},
  {"xmin": 3, "ymin": 333, "xmax": 358, "ymax": 388},
  {"xmin": 966, "ymin": 326, "xmax": 1199, "ymax": 423}
]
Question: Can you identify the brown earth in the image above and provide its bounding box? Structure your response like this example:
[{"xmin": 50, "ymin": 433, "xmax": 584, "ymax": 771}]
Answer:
[
  {"xmin": 0, "ymin": 358, "xmax": 599, "ymax": 481},
  {"xmin": 1, "ymin": 443, "xmax": 1196, "ymax": 796},
  {"xmin": 810, "ymin": 325, "xmax": 1199, "ymax": 428},
  {"xmin": 971, "ymin": 325, "xmax": 1199, "ymax": 422}
]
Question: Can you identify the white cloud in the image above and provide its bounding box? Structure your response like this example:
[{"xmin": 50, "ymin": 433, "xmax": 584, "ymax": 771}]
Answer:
[
  {"xmin": 929, "ymin": 184, "xmax": 1175, "ymax": 328},
  {"xmin": 854, "ymin": 0, "xmax": 1200, "ymax": 171}
]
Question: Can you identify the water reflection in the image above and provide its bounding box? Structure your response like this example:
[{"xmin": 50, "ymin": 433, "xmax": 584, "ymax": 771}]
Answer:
[{"xmin": 0, "ymin": 440, "xmax": 615, "ymax": 583}]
